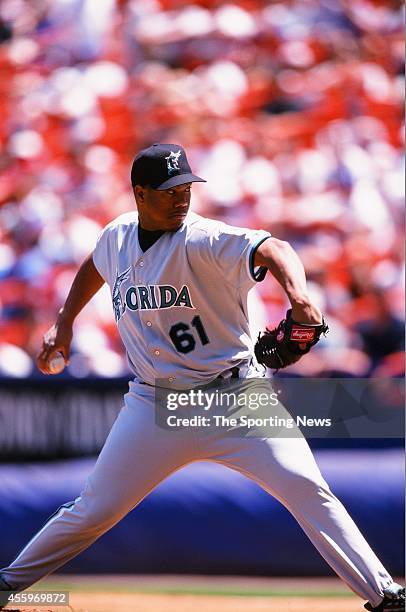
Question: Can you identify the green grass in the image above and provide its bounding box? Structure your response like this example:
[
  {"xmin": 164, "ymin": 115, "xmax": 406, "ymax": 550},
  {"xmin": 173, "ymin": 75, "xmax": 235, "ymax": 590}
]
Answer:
[{"xmin": 36, "ymin": 580, "xmax": 354, "ymax": 598}]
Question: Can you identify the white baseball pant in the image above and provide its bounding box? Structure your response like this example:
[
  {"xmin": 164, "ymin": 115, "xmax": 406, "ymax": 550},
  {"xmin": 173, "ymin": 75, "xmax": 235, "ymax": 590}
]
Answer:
[{"xmin": 1, "ymin": 379, "xmax": 393, "ymax": 608}]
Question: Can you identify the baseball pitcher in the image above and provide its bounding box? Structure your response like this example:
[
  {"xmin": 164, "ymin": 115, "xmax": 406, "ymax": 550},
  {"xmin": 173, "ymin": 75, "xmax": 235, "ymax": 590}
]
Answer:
[{"xmin": 0, "ymin": 144, "xmax": 404, "ymax": 612}]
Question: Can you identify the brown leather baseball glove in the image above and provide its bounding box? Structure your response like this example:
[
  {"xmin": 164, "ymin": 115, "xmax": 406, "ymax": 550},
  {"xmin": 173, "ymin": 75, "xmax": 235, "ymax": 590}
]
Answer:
[{"xmin": 254, "ymin": 309, "xmax": 329, "ymax": 371}]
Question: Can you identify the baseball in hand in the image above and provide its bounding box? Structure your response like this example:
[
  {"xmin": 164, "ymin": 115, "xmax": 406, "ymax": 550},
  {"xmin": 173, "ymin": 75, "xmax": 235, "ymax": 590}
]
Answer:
[{"xmin": 48, "ymin": 352, "xmax": 66, "ymax": 374}]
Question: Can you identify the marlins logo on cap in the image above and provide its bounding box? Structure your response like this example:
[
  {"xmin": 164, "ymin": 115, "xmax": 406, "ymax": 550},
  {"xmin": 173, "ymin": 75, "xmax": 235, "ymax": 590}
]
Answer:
[{"xmin": 165, "ymin": 150, "xmax": 182, "ymax": 175}]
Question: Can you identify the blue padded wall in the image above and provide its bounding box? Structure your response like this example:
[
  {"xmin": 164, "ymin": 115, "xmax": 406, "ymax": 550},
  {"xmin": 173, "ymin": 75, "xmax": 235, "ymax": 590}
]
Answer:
[{"xmin": 0, "ymin": 450, "xmax": 403, "ymax": 576}]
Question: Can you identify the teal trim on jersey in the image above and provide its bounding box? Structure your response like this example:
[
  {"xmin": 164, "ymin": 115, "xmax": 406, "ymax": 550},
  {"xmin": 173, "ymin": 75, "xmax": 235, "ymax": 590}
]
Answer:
[{"xmin": 249, "ymin": 235, "xmax": 270, "ymax": 282}]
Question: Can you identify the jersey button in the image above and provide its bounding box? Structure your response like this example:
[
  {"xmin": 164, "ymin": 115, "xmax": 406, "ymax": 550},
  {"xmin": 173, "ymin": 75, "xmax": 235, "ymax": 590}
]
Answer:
[
  {"xmin": 146, "ymin": 321, "xmax": 152, "ymax": 327},
  {"xmin": 154, "ymin": 350, "xmax": 160, "ymax": 356},
  {"xmin": 168, "ymin": 377, "xmax": 175, "ymax": 383},
  {"xmin": 139, "ymin": 260, "xmax": 144, "ymax": 267}
]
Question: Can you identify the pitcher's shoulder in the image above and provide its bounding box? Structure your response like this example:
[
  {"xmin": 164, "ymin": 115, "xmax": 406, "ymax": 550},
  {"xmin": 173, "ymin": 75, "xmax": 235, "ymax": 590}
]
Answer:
[
  {"xmin": 185, "ymin": 212, "xmax": 238, "ymax": 238},
  {"xmin": 104, "ymin": 211, "xmax": 139, "ymax": 231}
]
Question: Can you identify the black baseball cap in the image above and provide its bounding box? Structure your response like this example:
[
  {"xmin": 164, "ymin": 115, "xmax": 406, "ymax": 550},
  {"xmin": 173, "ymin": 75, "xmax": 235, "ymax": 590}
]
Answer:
[{"xmin": 131, "ymin": 143, "xmax": 206, "ymax": 190}]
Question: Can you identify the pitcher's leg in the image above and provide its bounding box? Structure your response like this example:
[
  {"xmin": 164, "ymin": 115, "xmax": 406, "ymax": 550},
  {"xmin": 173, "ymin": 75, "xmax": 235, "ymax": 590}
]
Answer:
[
  {"xmin": 213, "ymin": 436, "xmax": 393, "ymax": 608},
  {"xmin": 1, "ymin": 385, "xmax": 194, "ymax": 591}
]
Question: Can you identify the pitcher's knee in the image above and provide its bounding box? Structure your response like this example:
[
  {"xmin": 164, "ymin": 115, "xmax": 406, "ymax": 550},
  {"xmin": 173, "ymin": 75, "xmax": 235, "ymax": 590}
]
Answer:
[
  {"xmin": 64, "ymin": 478, "xmax": 133, "ymax": 535},
  {"xmin": 281, "ymin": 474, "xmax": 333, "ymax": 508},
  {"xmin": 49, "ymin": 488, "xmax": 120, "ymax": 536},
  {"xmin": 75, "ymin": 496, "xmax": 122, "ymax": 535}
]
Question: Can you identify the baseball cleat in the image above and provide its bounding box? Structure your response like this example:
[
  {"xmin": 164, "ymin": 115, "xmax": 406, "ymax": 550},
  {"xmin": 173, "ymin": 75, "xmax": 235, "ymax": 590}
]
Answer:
[
  {"xmin": 0, "ymin": 576, "xmax": 14, "ymax": 610},
  {"xmin": 364, "ymin": 584, "xmax": 405, "ymax": 611}
]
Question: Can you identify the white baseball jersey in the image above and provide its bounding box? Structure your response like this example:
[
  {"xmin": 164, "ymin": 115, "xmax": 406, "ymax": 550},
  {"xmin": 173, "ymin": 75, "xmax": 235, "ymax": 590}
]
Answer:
[{"xmin": 92, "ymin": 211, "xmax": 271, "ymax": 388}]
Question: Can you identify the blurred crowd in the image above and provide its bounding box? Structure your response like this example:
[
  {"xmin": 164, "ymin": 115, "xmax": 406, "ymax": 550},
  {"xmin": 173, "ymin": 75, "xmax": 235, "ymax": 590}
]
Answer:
[{"xmin": 0, "ymin": 0, "xmax": 404, "ymax": 378}]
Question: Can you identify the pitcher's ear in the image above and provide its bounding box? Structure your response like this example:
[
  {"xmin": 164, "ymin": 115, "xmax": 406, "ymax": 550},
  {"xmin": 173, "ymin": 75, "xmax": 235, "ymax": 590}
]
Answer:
[{"xmin": 134, "ymin": 185, "xmax": 145, "ymax": 202}]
